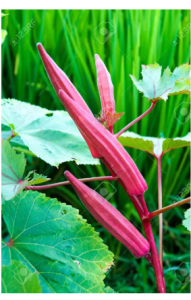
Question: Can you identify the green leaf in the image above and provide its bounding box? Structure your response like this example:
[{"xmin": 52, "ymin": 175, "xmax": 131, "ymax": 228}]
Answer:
[
  {"xmin": 182, "ymin": 208, "xmax": 191, "ymax": 232},
  {"xmin": 2, "ymin": 191, "xmax": 114, "ymax": 293},
  {"xmin": 2, "ymin": 126, "xmax": 38, "ymax": 157},
  {"xmin": 162, "ymin": 134, "xmax": 191, "ymax": 154},
  {"xmin": 2, "ymin": 141, "xmax": 28, "ymax": 201},
  {"xmin": 2, "ymin": 125, "xmax": 29, "ymax": 149},
  {"xmin": 1, "ymin": 29, "xmax": 7, "ymax": 44},
  {"xmin": 25, "ymin": 171, "xmax": 51, "ymax": 186},
  {"xmin": 130, "ymin": 63, "xmax": 191, "ymax": 102},
  {"xmin": 2, "ymin": 261, "xmax": 42, "ymax": 293},
  {"xmin": 118, "ymin": 131, "xmax": 191, "ymax": 158},
  {"xmin": 103, "ymin": 286, "xmax": 116, "ymax": 293},
  {"xmin": 1, "ymin": 142, "xmax": 51, "ymax": 201},
  {"xmin": 1, "ymin": 99, "xmax": 99, "ymax": 166}
]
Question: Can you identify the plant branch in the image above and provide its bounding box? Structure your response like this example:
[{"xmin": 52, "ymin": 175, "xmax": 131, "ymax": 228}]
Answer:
[
  {"xmin": 157, "ymin": 156, "xmax": 163, "ymax": 271},
  {"xmin": 100, "ymin": 157, "xmax": 166, "ymax": 293},
  {"xmin": 6, "ymin": 130, "xmax": 16, "ymax": 141},
  {"xmin": 144, "ymin": 197, "xmax": 191, "ymax": 220},
  {"xmin": 100, "ymin": 157, "xmax": 165, "ymax": 292},
  {"xmin": 135, "ymin": 194, "xmax": 165, "ymax": 293},
  {"xmin": 91, "ymin": 156, "xmax": 166, "ymax": 292},
  {"xmin": 13, "ymin": 147, "xmax": 36, "ymax": 157},
  {"xmin": 142, "ymin": 217, "xmax": 165, "ymax": 293},
  {"xmin": 115, "ymin": 102, "xmax": 156, "ymax": 138},
  {"xmin": 25, "ymin": 176, "xmax": 118, "ymax": 190}
]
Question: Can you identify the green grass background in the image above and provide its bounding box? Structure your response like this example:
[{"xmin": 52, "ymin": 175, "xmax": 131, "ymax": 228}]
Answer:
[{"xmin": 2, "ymin": 9, "xmax": 190, "ymax": 293}]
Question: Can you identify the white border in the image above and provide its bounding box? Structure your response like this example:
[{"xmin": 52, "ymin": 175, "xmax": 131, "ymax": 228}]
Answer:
[
  {"xmin": 1, "ymin": 1, "xmax": 191, "ymax": 10},
  {"xmin": 1, "ymin": 4, "xmax": 190, "ymax": 298}
]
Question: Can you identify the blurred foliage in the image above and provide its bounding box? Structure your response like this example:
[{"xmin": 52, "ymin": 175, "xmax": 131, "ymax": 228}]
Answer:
[{"xmin": 2, "ymin": 10, "xmax": 190, "ymax": 293}]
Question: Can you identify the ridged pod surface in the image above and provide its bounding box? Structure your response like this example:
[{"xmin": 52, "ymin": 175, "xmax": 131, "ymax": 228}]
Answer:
[
  {"xmin": 95, "ymin": 54, "xmax": 124, "ymax": 129},
  {"xmin": 60, "ymin": 90, "xmax": 147, "ymax": 196},
  {"xmin": 37, "ymin": 43, "xmax": 100, "ymax": 159},
  {"xmin": 95, "ymin": 54, "xmax": 115, "ymax": 118},
  {"xmin": 65, "ymin": 171, "xmax": 150, "ymax": 258}
]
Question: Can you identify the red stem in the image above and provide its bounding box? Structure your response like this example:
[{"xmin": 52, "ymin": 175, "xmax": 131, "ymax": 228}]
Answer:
[
  {"xmin": 115, "ymin": 102, "xmax": 156, "ymax": 138},
  {"xmin": 136, "ymin": 195, "xmax": 165, "ymax": 293},
  {"xmin": 144, "ymin": 197, "xmax": 191, "ymax": 220},
  {"xmin": 25, "ymin": 176, "xmax": 118, "ymax": 190},
  {"xmin": 157, "ymin": 156, "xmax": 163, "ymax": 271},
  {"xmin": 142, "ymin": 218, "xmax": 165, "ymax": 293},
  {"xmin": 101, "ymin": 158, "xmax": 165, "ymax": 292}
]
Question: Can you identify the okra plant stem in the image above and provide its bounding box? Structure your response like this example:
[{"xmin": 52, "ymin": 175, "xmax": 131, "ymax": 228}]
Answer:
[
  {"xmin": 144, "ymin": 197, "xmax": 191, "ymax": 220},
  {"xmin": 115, "ymin": 102, "xmax": 156, "ymax": 138},
  {"xmin": 157, "ymin": 156, "xmax": 163, "ymax": 271},
  {"xmin": 6, "ymin": 130, "xmax": 16, "ymax": 141},
  {"xmin": 25, "ymin": 176, "xmax": 118, "ymax": 190},
  {"xmin": 133, "ymin": 195, "xmax": 166, "ymax": 293},
  {"xmin": 100, "ymin": 156, "xmax": 165, "ymax": 293},
  {"xmin": 141, "ymin": 217, "xmax": 166, "ymax": 293}
]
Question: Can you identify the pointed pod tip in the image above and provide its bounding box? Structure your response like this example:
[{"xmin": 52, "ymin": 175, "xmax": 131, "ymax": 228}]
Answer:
[
  {"xmin": 64, "ymin": 171, "xmax": 76, "ymax": 183},
  {"xmin": 59, "ymin": 89, "xmax": 69, "ymax": 102},
  {"xmin": 59, "ymin": 89, "xmax": 74, "ymax": 106},
  {"xmin": 36, "ymin": 43, "xmax": 45, "ymax": 57},
  {"xmin": 64, "ymin": 170, "xmax": 70, "ymax": 178},
  {"xmin": 94, "ymin": 54, "xmax": 100, "ymax": 61},
  {"xmin": 36, "ymin": 43, "xmax": 48, "ymax": 58},
  {"xmin": 36, "ymin": 42, "xmax": 43, "ymax": 50},
  {"xmin": 59, "ymin": 89, "xmax": 67, "ymax": 97}
]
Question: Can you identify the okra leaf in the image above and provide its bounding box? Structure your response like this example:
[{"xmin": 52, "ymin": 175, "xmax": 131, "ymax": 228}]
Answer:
[
  {"xmin": 1, "ymin": 141, "xmax": 50, "ymax": 201},
  {"xmin": 25, "ymin": 171, "xmax": 50, "ymax": 186},
  {"xmin": 103, "ymin": 286, "xmax": 116, "ymax": 293},
  {"xmin": 2, "ymin": 261, "xmax": 42, "ymax": 293},
  {"xmin": 130, "ymin": 63, "xmax": 190, "ymax": 102},
  {"xmin": 118, "ymin": 131, "xmax": 191, "ymax": 158},
  {"xmin": 2, "ymin": 191, "xmax": 114, "ymax": 293},
  {"xmin": 2, "ymin": 140, "xmax": 28, "ymax": 201},
  {"xmin": 1, "ymin": 99, "xmax": 99, "ymax": 166},
  {"xmin": 182, "ymin": 208, "xmax": 191, "ymax": 232},
  {"xmin": 2, "ymin": 126, "xmax": 37, "ymax": 157}
]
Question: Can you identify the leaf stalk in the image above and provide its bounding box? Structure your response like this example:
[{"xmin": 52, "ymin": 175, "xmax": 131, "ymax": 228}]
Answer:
[
  {"xmin": 25, "ymin": 176, "xmax": 118, "ymax": 190},
  {"xmin": 143, "ymin": 197, "xmax": 191, "ymax": 220},
  {"xmin": 115, "ymin": 102, "xmax": 156, "ymax": 138}
]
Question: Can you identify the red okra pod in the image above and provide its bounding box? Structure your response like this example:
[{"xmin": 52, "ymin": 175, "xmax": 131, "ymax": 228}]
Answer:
[
  {"xmin": 95, "ymin": 54, "xmax": 124, "ymax": 130},
  {"xmin": 37, "ymin": 43, "xmax": 100, "ymax": 159},
  {"xmin": 60, "ymin": 90, "xmax": 147, "ymax": 196},
  {"xmin": 95, "ymin": 54, "xmax": 115, "ymax": 123},
  {"xmin": 65, "ymin": 171, "xmax": 150, "ymax": 258}
]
